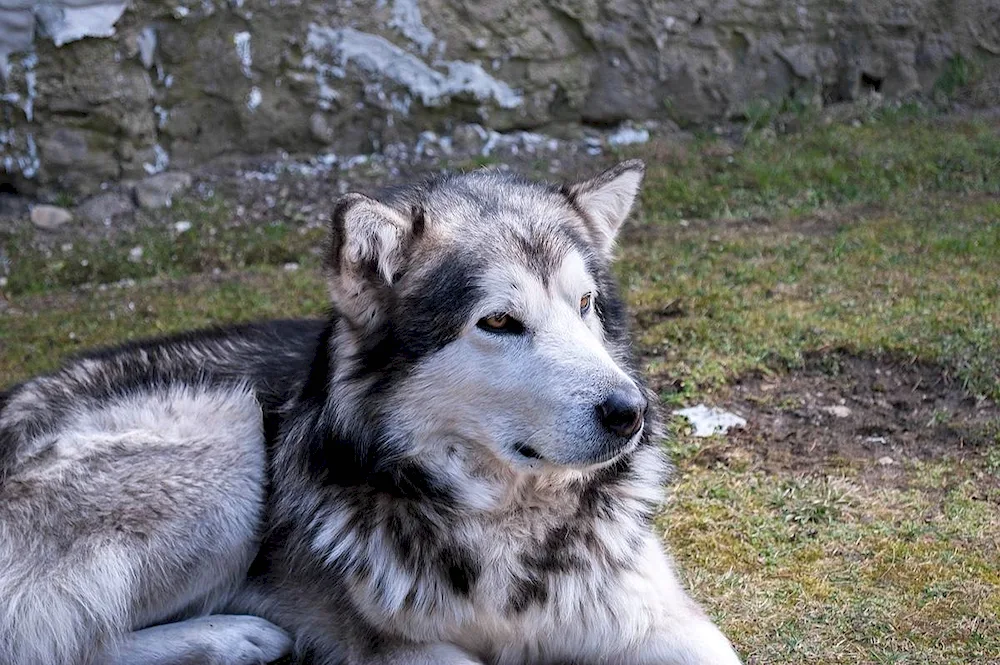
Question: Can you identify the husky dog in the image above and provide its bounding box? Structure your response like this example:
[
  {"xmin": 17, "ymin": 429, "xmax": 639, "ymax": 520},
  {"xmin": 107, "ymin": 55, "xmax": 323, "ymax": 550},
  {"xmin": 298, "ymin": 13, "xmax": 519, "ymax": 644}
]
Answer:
[{"xmin": 0, "ymin": 161, "xmax": 741, "ymax": 665}]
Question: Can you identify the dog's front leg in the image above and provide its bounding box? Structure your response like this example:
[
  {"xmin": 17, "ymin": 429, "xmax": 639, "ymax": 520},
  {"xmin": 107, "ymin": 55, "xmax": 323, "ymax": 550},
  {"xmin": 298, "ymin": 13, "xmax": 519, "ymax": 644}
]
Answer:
[
  {"xmin": 360, "ymin": 642, "xmax": 483, "ymax": 665},
  {"xmin": 612, "ymin": 536, "xmax": 742, "ymax": 665},
  {"xmin": 616, "ymin": 619, "xmax": 742, "ymax": 665},
  {"xmin": 97, "ymin": 615, "xmax": 293, "ymax": 665}
]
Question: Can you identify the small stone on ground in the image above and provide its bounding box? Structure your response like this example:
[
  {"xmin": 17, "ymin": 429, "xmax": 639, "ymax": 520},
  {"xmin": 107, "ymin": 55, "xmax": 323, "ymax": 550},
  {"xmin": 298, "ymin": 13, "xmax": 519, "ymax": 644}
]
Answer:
[
  {"xmin": 674, "ymin": 404, "xmax": 748, "ymax": 437},
  {"xmin": 31, "ymin": 205, "xmax": 73, "ymax": 230}
]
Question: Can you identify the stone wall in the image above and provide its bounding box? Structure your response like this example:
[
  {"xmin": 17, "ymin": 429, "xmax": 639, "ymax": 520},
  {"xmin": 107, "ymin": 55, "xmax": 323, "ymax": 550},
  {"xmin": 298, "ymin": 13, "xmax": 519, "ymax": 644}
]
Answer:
[{"xmin": 2, "ymin": 0, "xmax": 998, "ymax": 197}]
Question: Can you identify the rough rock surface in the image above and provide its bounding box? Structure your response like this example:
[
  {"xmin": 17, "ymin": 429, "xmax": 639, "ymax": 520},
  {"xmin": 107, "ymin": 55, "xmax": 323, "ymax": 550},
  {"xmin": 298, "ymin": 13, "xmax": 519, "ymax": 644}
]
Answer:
[
  {"xmin": 2, "ymin": 0, "xmax": 998, "ymax": 197},
  {"xmin": 76, "ymin": 191, "xmax": 135, "ymax": 224},
  {"xmin": 134, "ymin": 171, "xmax": 192, "ymax": 209}
]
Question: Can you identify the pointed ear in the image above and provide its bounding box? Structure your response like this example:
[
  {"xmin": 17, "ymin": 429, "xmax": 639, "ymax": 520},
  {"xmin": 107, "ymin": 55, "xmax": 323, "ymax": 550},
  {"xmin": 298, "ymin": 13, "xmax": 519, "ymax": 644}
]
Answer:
[
  {"xmin": 564, "ymin": 159, "xmax": 645, "ymax": 254},
  {"xmin": 326, "ymin": 193, "xmax": 421, "ymax": 328}
]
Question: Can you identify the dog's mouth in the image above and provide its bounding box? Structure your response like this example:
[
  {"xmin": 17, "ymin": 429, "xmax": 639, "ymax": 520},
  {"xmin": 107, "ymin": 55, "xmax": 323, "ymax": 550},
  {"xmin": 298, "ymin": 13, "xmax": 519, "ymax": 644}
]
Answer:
[
  {"xmin": 512, "ymin": 441, "xmax": 543, "ymax": 461},
  {"xmin": 508, "ymin": 421, "xmax": 644, "ymax": 470}
]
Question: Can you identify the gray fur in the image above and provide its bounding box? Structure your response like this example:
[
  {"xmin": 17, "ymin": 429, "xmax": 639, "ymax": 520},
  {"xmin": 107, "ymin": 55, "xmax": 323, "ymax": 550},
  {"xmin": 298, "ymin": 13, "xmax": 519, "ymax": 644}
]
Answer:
[{"xmin": 0, "ymin": 163, "xmax": 741, "ymax": 665}]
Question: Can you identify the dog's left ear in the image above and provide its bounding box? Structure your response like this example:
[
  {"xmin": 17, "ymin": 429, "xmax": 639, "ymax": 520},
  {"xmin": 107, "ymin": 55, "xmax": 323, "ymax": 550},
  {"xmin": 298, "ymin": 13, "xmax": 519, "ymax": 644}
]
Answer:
[
  {"xmin": 325, "ymin": 193, "xmax": 421, "ymax": 329},
  {"xmin": 564, "ymin": 159, "xmax": 645, "ymax": 254}
]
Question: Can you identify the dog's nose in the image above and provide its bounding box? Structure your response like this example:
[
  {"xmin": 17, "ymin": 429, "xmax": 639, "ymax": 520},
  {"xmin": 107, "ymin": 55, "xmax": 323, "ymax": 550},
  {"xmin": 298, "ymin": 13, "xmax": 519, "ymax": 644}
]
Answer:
[{"xmin": 596, "ymin": 385, "xmax": 647, "ymax": 439}]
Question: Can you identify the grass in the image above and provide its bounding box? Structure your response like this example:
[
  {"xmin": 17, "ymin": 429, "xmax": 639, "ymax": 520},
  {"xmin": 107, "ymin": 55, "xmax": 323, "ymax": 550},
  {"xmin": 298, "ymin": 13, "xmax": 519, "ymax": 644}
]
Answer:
[
  {"xmin": 666, "ymin": 465, "xmax": 1000, "ymax": 664},
  {"xmin": 622, "ymin": 196, "xmax": 1000, "ymax": 401},
  {"xmin": 2, "ymin": 112, "xmax": 999, "ymax": 664}
]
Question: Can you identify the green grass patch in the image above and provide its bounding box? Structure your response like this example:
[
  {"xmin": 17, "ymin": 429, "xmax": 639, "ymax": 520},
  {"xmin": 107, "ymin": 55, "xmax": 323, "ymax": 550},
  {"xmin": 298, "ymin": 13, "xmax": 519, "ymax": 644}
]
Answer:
[
  {"xmin": 663, "ymin": 462, "xmax": 1000, "ymax": 664},
  {"xmin": 623, "ymin": 196, "xmax": 1000, "ymax": 400},
  {"xmin": 2, "ymin": 197, "xmax": 326, "ymax": 296},
  {"xmin": 635, "ymin": 116, "xmax": 999, "ymax": 220},
  {"xmin": 0, "ymin": 270, "xmax": 328, "ymax": 383}
]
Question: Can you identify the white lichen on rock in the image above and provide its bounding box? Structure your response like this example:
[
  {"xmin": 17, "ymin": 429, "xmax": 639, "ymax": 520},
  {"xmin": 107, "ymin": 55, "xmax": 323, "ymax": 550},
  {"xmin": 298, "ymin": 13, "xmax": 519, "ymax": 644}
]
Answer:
[
  {"xmin": 1, "ymin": 1, "xmax": 123, "ymax": 77},
  {"xmin": 246, "ymin": 86, "xmax": 262, "ymax": 111},
  {"xmin": 1, "ymin": 1, "xmax": 125, "ymax": 180},
  {"xmin": 389, "ymin": 0, "xmax": 436, "ymax": 54},
  {"xmin": 38, "ymin": 1, "xmax": 128, "ymax": 47},
  {"xmin": 137, "ymin": 26, "xmax": 157, "ymax": 69},
  {"xmin": 233, "ymin": 30, "xmax": 253, "ymax": 78},
  {"xmin": 305, "ymin": 24, "xmax": 522, "ymax": 111},
  {"xmin": 143, "ymin": 144, "xmax": 170, "ymax": 175}
]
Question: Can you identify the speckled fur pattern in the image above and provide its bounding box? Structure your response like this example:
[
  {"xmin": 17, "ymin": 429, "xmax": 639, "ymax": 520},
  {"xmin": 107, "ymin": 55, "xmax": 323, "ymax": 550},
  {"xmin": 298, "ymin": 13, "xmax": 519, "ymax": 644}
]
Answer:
[{"xmin": 0, "ymin": 162, "xmax": 741, "ymax": 665}]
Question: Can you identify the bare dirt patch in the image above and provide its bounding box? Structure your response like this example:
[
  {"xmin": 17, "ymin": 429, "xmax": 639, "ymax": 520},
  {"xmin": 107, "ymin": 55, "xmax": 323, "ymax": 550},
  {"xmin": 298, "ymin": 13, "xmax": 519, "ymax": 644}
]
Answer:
[{"xmin": 693, "ymin": 352, "xmax": 1000, "ymax": 489}]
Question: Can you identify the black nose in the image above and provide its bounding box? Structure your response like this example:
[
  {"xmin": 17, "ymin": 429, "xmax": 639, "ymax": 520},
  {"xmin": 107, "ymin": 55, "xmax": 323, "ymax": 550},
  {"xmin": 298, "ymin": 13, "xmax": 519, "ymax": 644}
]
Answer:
[{"xmin": 596, "ymin": 386, "xmax": 647, "ymax": 439}]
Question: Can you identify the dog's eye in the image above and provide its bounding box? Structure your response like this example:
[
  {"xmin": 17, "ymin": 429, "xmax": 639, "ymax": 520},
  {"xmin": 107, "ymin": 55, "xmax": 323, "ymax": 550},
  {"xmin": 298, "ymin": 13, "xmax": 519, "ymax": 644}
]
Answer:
[
  {"xmin": 477, "ymin": 313, "xmax": 525, "ymax": 335},
  {"xmin": 579, "ymin": 293, "xmax": 592, "ymax": 316}
]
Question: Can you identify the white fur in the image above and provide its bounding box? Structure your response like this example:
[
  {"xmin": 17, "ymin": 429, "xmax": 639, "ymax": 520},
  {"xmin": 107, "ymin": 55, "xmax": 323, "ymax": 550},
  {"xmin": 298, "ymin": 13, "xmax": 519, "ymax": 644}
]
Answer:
[{"xmin": 0, "ymin": 385, "xmax": 268, "ymax": 665}]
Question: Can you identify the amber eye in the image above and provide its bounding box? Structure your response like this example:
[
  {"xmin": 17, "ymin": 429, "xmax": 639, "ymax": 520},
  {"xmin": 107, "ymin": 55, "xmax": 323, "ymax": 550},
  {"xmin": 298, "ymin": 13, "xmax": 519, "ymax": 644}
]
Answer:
[
  {"xmin": 580, "ymin": 293, "xmax": 593, "ymax": 316},
  {"xmin": 477, "ymin": 313, "xmax": 525, "ymax": 335}
]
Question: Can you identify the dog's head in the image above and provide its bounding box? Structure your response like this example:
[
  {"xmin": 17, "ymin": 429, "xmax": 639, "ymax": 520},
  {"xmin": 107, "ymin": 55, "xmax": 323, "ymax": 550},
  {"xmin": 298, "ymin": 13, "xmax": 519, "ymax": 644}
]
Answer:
[{"xmin": 325, "ymin": 161, "xmax": 650, "ymax": 471}]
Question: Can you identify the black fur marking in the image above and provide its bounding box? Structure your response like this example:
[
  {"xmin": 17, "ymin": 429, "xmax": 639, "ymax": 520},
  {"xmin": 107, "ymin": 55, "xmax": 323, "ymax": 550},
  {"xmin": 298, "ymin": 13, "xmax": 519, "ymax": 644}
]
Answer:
[
  {"xmin": 509, "ymin": 229, "xmax": 571, "ymax": 289},
  {"xmin": 354, "ymin": 251, "xmax": 482, "ymax": 394},
  {"xmin": 523, "ymin": 524, "xmax": 589, "ymax": 575},
  {"xmin": 507, "ymin": 576, "xmax": 549, "ymax": 614},
  {"xmin": 440, "ymin": 547, "xmax": 480, "ymax": 596},
  {"xmin": 0, "ymin": 390, "xmax": 14, "ymax": 479},
  {"xmin": 411, "ymin": 204, "xmax": 426, "ymax": 238},
  {"xmin": 369, "ymin": 461, "xmax": 457, "ymax": 504}
]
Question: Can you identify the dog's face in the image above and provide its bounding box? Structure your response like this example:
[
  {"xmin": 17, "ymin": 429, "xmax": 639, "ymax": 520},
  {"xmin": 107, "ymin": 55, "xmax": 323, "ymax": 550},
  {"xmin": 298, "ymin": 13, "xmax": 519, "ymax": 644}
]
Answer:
[{"xmin": 326, "ymin": 161, "xmax": 649, "ymax": 470}]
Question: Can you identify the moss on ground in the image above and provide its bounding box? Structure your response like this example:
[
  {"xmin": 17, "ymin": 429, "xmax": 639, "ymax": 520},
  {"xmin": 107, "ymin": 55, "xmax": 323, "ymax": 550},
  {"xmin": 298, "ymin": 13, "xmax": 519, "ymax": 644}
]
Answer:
[{"xmin": 1, "ymin": 113, "xmax": 998, "ymax": 664}]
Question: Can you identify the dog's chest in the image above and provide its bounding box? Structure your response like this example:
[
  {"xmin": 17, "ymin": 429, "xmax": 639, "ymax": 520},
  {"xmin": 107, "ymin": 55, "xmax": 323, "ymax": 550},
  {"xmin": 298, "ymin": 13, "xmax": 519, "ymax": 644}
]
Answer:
[{"xmin": 359, "ymin": 482, "xmax": 651, "ymax": 653}]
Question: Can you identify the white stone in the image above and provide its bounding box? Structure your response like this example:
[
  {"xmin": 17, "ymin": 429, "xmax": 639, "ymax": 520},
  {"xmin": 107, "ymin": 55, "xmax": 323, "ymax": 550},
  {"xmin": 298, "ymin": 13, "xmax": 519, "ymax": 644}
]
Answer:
[
  {"xmin": 821, "ymin": 405, "xmax": 852, "ymax": 418},
  {"xmin": 673, "ymin": 404, "xmax": 747, "ymax": 438},
  {"xmin": 30, "ymin": 204, "xmax": 72, "ymax": 230},
  {"xmin": 76, "ymin": 192, "xmax": 133, "ymax": 224}
]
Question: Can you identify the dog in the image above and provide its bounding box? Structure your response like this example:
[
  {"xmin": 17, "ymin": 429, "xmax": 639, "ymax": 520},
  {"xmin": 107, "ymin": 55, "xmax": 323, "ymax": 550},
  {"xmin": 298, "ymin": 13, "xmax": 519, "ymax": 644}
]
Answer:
[{"xmin": 0, "ymin": 160, "xmax": 742, "ymax": 665}]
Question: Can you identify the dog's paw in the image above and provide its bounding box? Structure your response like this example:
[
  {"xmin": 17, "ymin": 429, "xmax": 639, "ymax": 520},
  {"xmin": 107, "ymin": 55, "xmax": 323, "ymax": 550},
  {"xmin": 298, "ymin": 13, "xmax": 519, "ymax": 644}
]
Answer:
[
  {"xmin": 204, "ymin": 615, "xmax": 294, "ymax": 664},
  {"xmin": 118, "ymin": 614, "xmax": 294, "ymax": 665}
]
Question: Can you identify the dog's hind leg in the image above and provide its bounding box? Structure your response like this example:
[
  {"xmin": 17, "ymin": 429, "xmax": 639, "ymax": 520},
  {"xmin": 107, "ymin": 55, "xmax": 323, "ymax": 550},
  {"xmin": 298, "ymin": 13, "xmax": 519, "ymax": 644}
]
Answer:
[{"xmin": 0, "ymin": 384, "xmax": 274, "ymax": 664}]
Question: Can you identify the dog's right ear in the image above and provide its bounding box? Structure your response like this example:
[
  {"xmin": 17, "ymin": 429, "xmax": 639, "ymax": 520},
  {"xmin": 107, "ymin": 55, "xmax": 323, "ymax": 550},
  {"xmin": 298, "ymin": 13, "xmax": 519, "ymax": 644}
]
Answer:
[{"xmin": 326, "ymin": 193, "xmax": 419, "ymax": 328}]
